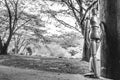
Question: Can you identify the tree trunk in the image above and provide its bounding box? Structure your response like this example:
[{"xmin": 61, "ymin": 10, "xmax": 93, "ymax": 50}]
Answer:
[
  {"xmin": 100, "ymin": 0, "xmax": 120, "ymax": 79},
  {"xmin": 15, "ymin": 39, "xmax": 19, "ymax": 54},
  {"xmin": 82, "ymin": 20, "xmax": 91, "ymax": 62},
  {"xmin": 0, "ymin": 45, "xmax": 8, "ymax": 55},
  {"xmin": 0, "ymin": 37, "xmax": 3, "ymax": 54},
  {"xmin": 76, "ymin": 0, "xmax": 91, "ymax": 62},
  {"xmin": 0, "ymin": 37, "xmax": 7, "ymax": 55},
  {"xmin": 82, "ymin": 40, "xmax": 90, "ymax": 62},
  {"xmin": 0, "ymin": 32, "xmax": 12, "ymax": 55},
  {"xmin": 0, "ymin": 34, "xmax": 12, "ymax": 55}
]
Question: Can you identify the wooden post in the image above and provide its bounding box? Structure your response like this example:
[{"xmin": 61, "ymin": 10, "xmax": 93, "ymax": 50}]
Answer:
[{"xmin": 100, "ymin": 0, "xmax": 120, "ymax": 79}]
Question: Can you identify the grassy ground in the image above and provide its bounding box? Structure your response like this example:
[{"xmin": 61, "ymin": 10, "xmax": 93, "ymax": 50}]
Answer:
[{"xmin": 0, "ymin": 55, "xmax": 89, "ymax": 75}]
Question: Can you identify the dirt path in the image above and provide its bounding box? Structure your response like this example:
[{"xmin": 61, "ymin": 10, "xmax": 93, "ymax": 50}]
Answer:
[{"xmin": 0, "ymin": 65, "xmax": 101, "ymax": 80}]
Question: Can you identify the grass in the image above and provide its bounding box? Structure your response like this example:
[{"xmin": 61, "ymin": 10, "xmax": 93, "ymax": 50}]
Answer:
[{"xmin": 0, "ymin": 55, "xmax": 89, "ymax": 74}]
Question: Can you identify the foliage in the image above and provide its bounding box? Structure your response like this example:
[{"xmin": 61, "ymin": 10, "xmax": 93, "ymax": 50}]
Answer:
[
  {"xmin": 0, "ymin": 0, "xmax": 50, "ymax": 54},
  {"xmin": 0, "ymin": 0, "xmax": 84, "ymax": 56},
  {"xmin": 31, "ymin": 32, "xmax": 83, "ymax": 58}
]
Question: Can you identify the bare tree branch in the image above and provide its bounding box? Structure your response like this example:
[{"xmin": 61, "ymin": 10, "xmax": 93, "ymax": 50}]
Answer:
[
  {"xmin": 80, "ymin": 0, "xmax": 98, "ymax": 25},
  {"xmin": 62, "ymin": 0, "xmax": 84, "ymax": 32},
  {"xmin": 4, "ymin": 0, "xmax": 12, "ymax": 33},
  {"xmin": 13, "ymin": 19, "xmax": 31, "ymax": 33},
  {"xmin": 12, "ymin": 0, "xmax": 19, "ymax": 30},
  {"xmin": 18, "ymin": 39, "xmax": 26, "ymax": 51},
  {"xmin": 52, "ymin": 15, "xmax": 81, "ymax": 33}
]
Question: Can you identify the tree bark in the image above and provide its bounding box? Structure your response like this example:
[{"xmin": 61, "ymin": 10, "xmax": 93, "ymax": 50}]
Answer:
[
  {"xmin": 82, "ymin": 19, "xmax": 91, "ymax": 62},
  {"xmin": 100, "ymin": 0, "xmax": 120, "ymax": 79},
  {"xmin": 82, "ymin": 41, "xmax": 90, "ymax": 62},
  {"xmin": 0, "ymin": 37, "xmax": 3, "ymax": 54},
  {"xmin": 0, "ymin": 45, "xmax": 8, "ymax": 55},
  {"xmin": 0, "ymin": 31, "xmax": 13, "ymax": 55},
  {"xmin": 0, "ymin": 37, "xmax": 8, "ymax": 55}
]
